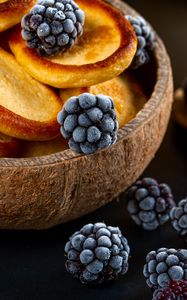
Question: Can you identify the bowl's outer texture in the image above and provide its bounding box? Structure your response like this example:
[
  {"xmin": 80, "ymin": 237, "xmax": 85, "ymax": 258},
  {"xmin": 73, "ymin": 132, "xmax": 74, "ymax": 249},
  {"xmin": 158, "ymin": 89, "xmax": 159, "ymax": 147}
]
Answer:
[{"xmin": 0, "ymin": 0, "xmax": 173, "ymax": 229}]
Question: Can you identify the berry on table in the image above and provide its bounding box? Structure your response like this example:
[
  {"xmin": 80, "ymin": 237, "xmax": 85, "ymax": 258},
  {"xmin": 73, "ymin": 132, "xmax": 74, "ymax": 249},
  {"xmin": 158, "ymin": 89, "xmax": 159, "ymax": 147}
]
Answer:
[
  {"xmin": 57, "ymin": 93, "xmax": 118, "ymax": 154},
  {"xmin": 170, "ymin": 198, "xmax": 187, "ymax": 242},
  {"xmin": 126, "ymin": 15, "xmax": 155, "ymax": 69},
  {"xmin": 64, "ymin": 223, "xmax": 130, "ymax": 285},
  {"xmin": 152, "ymin": 280, "xmax": 187, "ymax": 300},
  {"xmin": 143, "ymin": 248, "xmax": 187, "ymax": 289},
  {"xmin": 127, "ymin": 177, "xmax": 175, "ymax": 231},
  {"xmin": 21, "ymin": 0, "xmax": 85, "ymax": 56}
]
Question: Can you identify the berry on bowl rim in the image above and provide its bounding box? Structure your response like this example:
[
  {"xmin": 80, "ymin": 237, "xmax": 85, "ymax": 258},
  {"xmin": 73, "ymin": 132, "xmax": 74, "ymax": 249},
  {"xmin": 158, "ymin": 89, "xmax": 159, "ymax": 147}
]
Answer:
[{"xmin": 57, "ymin": 93, "xmax": 119, "ymax": 154}]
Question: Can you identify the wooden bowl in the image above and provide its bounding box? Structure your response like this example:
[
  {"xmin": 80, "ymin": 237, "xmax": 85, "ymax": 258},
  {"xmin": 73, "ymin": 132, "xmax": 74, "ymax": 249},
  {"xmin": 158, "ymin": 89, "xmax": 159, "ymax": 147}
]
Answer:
[{"xmin": 0, "ymin": 0, "xmax": 173, "ymax": 230}]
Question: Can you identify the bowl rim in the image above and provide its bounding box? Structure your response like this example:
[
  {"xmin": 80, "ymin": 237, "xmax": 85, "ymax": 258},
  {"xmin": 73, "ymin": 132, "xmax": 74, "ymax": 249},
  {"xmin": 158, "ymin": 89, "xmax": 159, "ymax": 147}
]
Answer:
[{"xmin": 0, "ymin": 0, "xmax": 171, "ymax": 168}]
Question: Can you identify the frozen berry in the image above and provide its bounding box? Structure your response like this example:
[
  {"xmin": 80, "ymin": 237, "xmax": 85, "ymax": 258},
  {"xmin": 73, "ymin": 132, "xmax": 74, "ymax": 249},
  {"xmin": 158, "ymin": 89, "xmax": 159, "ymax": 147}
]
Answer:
[
  {"xmin": 126, "ymin": 15, "xmax": 155, "ymax": 69},
  {"xmin": 152, "ymin": 280, "xmax": 187, "ymax": 300},
  {"xmin": 21, "ymin": 0, "xmax": 85, "ymax": 56},
  {"xmin": 143, "ymin": 248, "xmax": 187, "ymax": 289},
  {"xmin": 170, "ymin": 198, "xmax": 187, "ymax": 243},
  {"xmin": 64, "ymin": 223, "xmax": 130, "ymax": 285},
  {"xmin": 57, "ymin": 93, "xmax": 118, "ymax": 154},
  {"xmin": 127, "ymin": 178, "xmax": 175, "ymax": 231}
]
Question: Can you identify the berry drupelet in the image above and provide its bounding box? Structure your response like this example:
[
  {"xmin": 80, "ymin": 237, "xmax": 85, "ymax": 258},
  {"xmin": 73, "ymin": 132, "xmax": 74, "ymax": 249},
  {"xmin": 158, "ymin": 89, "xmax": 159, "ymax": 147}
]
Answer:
[
  {"xmin": 64, "ymin": 223, "xmax": 130, "ymax": 285},
  {"xmin": 126, "ymin": 15, "xmax": 155, "ymax": 69},
  {"xmin": 57, "ymin": 93, "xmax": 118, "ymax": 154},
  {"xmin": 170, "ymin": 198, "xmax": 187, "ymax": 243},
  {"xmin": 153, "ymin": 280, "xmax": 187, "ymax": 300},
  {"xmin": 21, "ymin": 0, "xmax": 85, "ymax": 56},
  {"xmin": 143, "ymin": 248, "xmax": 187, "ymax": 290},
  {"xmin": 127, "ymin": 177, "xmax": 175, "ymax": 231}
]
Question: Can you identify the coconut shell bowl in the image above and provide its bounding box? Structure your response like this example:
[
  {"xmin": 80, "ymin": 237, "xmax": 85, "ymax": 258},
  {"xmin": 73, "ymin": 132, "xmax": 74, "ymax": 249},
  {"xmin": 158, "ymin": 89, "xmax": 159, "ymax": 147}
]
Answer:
[{"xmin": 0, "ymin": 0, "xmax": 173, "ymax": 229}]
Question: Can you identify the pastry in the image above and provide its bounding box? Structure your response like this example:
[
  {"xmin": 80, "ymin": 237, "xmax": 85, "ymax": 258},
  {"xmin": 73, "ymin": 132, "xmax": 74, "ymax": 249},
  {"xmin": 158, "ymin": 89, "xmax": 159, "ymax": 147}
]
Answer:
[
  {"xmin": 60, "ymin": 74, "xmax": 147, "ymax": 128},
  {"xmin": 0, "ymin": 0, "xmax": 36, "ymax": 32},
  {"xmin": 0, "ymin": 47, "xmax": 62, "ymax": 141},
  {"xmin": 0, "ymin": 132, "xmax": 21, "ymax": 157},
  {"xmin": 9, "ymin": 0, "xmax": 137, "ymax": 88}
]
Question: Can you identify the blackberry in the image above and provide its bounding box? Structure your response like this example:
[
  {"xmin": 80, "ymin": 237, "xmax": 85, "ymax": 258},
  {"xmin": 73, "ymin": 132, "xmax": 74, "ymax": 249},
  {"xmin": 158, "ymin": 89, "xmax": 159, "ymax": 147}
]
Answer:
[
  {"xmin": 126, "ymin": 15, "xmax": 155, "ymax": 69},
  {"xmin": 64, "ymin": 223, "xmax": 130, "ymax": 285},
  {"xmin": 127, "ymin": 177, "xmax": 175, "ymax": 231},
  {"xmin": 143, "ymin": 248, "xmax": 187, "ymax": 289},
  {"xmin": 57, "ymin": 93, "xmax": 118, "ymax": 154},
  {"xmin": 153, "ymin": 280, "xmax": 187, "ymax": 300},
  {"xmin": 21, "ymin": 0, "xmax": 85, "ymax": 56},
  {"xmin": 170, "ymin": 198, "xmax": 187, "ymax": 242}
]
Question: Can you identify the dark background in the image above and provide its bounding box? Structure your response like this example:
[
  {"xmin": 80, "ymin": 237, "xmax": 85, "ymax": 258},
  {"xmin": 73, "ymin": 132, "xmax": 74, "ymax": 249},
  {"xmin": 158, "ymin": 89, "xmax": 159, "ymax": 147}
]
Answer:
[{"xmin": 1, "ymin": 1, "xmax": 187, "ymax": 299}]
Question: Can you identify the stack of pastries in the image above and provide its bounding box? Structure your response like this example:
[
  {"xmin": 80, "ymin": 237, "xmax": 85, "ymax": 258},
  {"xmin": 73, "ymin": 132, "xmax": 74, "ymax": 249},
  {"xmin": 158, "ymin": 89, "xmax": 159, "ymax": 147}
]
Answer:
[{"xmin": 0, "ymin": 0, "xmax": 147, "ymax": 158}]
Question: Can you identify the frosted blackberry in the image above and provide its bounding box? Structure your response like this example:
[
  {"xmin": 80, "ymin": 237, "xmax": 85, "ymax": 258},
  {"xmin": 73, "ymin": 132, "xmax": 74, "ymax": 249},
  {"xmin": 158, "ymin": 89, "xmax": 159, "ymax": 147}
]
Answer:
[
  {"xmin": 64, "ymin": 223, "xmax": 130, "ymax": 285},
  {"xmin": 143, "ymin": 248, "xmax": 187, "ymax": 289},
  {"xmin": 153, "ymin": 280, "xmax": 187, "ymax": 300},
  {"xmin": 57, "ymin": 93, "xmax": 118, "ymax": 154},
  {"xmin": 21, "ymin": 0, "xmax": 85, "ymax": 56},
  {"xmin": 127, "ymin": 177, "xmax": 175, "ymax": 231},
  {"xmin": 170, "ymin": 198, "xmax": 187, "ymax": 242},
  {"xmin": 126, "ymin": 15, "xmax": 155, "ymax": 69}
]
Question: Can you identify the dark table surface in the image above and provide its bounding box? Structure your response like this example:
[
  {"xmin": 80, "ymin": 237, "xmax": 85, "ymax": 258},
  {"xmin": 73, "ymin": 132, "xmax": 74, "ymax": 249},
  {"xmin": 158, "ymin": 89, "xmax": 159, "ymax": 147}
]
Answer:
[{"xmin": 1, "ymin": 1, "xmax": 187, "ymax": 300}]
